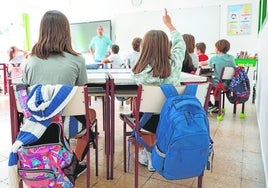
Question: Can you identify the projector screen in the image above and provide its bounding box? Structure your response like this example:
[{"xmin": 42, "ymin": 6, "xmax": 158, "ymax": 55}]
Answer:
[{"xmin": 70, "ymin": 20, "xmax": 112, "ymax": 53}]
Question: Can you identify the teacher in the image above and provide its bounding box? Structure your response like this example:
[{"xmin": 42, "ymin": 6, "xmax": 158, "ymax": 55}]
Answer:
[{"xmin": 89, "ymin": 25, "xmax": 113, "ymax": 63}]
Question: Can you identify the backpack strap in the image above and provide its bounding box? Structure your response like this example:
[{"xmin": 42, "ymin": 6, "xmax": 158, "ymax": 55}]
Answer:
[
  {"xmin": 130, "ymin": 113, "xmax": 154, "ymax": 152},
  {"xmin": 134, "ymin": 131, "xmax": 153, "ymax": 152},
  {"xmin": 160, "ymin": 84, "xmax": 198, "ymax": 98},
  {"xmin": 160, "ymin": 84, "xmax": 178, "ymax": 98},
  {"xmin": 183, "ymin": 84, "xmax": 198, "ymax": 96}
]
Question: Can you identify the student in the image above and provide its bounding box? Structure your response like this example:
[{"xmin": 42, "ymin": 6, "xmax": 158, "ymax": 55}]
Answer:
[
  {"xmin": 126, "ymin": 37, "xmax": 142, "ymax": 68},
  {"xmin": 181, "ymin": 48, "xmax": 195, "ymax": 74},
  {"xmin": 195, "ymin": 42, "xmax": 209, "ymax": 66},
  {"xmin": 132, "ymin": 8, "xmax": 186, "ymax": 171},
  {"xmin": 102, "ymin": 44, "xmax": 123, "ymax": 68},
  {"xmin": 89, "ymin": 25, "xmax": 113, "ymax": 63},
  {"xmin": 182, "ymin": 34, "xmax": 199, "ymax": 70},
  {"xmin": 208, "ymin": 39, "xmax": 236, "ymax": 113},
  {"xmin": 8, "ymin": 46, "xmax": 28, "ymax": 63},
  {"xmin": 7, "ymin": 46, "xmax": 28, "ymax": 78},
  {"xmin": 22, "ymin": 10, "xmax": 93, "ymax": 178}
]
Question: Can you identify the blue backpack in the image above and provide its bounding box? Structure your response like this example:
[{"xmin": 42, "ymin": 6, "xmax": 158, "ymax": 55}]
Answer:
[
  {"xmin": 151, "ymin": 84, "xmax": 211, "ymax": 180},
  {"xmin": 226, "ymin": 66, "xmax": 250, "ymax": 104}
]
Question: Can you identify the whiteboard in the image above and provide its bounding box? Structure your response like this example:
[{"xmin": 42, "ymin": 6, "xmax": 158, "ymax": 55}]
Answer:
[{"xmin": 114, "ymin": 6, "xmax": 220, "ymax": 57}]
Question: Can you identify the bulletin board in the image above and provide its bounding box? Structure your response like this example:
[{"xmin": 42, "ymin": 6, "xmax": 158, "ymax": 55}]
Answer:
[
  {"xmin": 114, "ymin": 5, "xmax": 220, "ymax": 55},
  {"xmin": 227, "ymin": 4, "xmax": 252, "ymax": 35}
]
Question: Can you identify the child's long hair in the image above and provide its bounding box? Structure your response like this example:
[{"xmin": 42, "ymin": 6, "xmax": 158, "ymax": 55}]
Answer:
[
  {"xmin": 32, "ymin": 10, "xmax": 79, "ymax": 59},
  {"xmin": 183, "ymin": 34, "xmax": 195, "ymax": 53},
  {"xmin": 182, "ymin": 50, "xmax": 195, "ymax": 73},
  {"xmin": 132, "ymin": 30, "xmax": 171, "ymax": 78}
]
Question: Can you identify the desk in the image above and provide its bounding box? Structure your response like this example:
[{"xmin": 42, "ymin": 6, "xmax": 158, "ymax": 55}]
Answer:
[
  {"xmin": 105, "ymin": 70, "xmax": 208, "ymax": 179},
  {"xmin": 180, "ymin": 72, "xmax": 208, "ymax": 83},
  {"xmin": 87, "ymin": 70, "xmax": 135, "ymax": 179},
  {"xmin": 87, "ymin": 68, "xmax": 131, "ymax": 74},
  {"xmin": 197, "ymin": 65, "xmax": 214, "ymax": 78}
]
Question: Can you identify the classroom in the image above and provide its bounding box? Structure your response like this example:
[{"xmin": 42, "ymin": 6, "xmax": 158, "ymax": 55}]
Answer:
[{"xmin": 0, "ymin": 0, "xmax": 267, "ymax": 187}]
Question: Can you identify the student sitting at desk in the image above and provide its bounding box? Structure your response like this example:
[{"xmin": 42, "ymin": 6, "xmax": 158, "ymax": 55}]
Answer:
[
  {"xmin": 182, "ymin": 34, "xmax": 199, "ymax": 70},
  {"xmin": 181, "ymin": 47, "xmax": 196, "ymax": 74},
  {"xmin": 20, "ymin": 10, "xmax": 96, "ymax": 181},
  {"xmin": 131, "ymin": 8, "xmax": 186, "ymax": 172},
  {"xmin": 102, "ymin": 44, "xmax": 124, "ymax": 69},
  {"xmin": 208, "ymin": 39, "xmax": 236, "ymax": 113},
  {"xmin": 125, "ymin": 37, "xmax": 142, "ymax": 68},
  {"xmin": 7, "ymin": 46, "xmax": 28, "ymax": 78},
  {"xmin": 195, "ymin": 42, "xmax": 209, "ymax": 66}
]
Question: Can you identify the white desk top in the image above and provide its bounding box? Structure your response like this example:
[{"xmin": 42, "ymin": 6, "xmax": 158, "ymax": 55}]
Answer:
[
  {"xmin": 87, "ymin": 73, "xmax": 107, "ymax": 84},
  {"xmin": 87, "ymin": 69, "xmax": 208, "ymax": 85},
  {"xmin": 180, "ymin": 72, "xmax": 208, "ymax": 83},
  {"xmin": 87, "ymin": 68, "xmax": 131, "ymax": 74}
]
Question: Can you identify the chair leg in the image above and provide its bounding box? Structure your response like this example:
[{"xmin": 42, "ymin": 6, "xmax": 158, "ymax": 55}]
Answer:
[
  {"xmin": 222, "ymin": 92, "xmax": 225, "ymax": 110},
  {"xmin": 197, "ymin": 171, "xmax": 204, "ymax": 188},
  {"xmin": 242, "ymin": 103, "xmax": 245, "ymax": 114},
  {"xmin": 123, "ymin": 122, "xmax": 127, "ymax": 172},
  {"xmin": 233, "ymin": 104, "xmax": 237, "ymax": 114},
  {"xmin": 94, "ymin": 120, "xmax": 98, "ymax": 176},
  {"xmin": 217, "ymin": 92, "xmax": 222, "ymax": 117},
  {"xmin": 134, "ymin": 138, "xmax": 139, "ymax": 188}
]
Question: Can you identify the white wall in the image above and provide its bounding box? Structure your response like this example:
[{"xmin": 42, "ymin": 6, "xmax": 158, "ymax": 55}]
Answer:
[
  {"xmin": 256, "ymin": 20, "xmax": 268, "ymax": 184},
  {"xmin": 2, "ymin": 0, "xmax": 259, "ymax": 57}
]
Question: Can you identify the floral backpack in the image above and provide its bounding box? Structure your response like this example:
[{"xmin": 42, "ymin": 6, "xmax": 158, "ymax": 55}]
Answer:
[{"xmin": 17, "ymin": 115, "xmax": 78, "ymax": 188}]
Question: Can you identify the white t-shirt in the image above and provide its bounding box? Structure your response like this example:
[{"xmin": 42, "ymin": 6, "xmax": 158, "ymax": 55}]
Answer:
[
  {"xmin": 127, "ymin": 51, "xmax": 140, "ymax": 68},
  {"xmin": 107, "ymin": 54, "xmax": 123, "ymax": 68}
]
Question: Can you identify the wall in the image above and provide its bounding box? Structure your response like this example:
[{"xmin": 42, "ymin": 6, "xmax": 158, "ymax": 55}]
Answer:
[
  {"xmin": 21, "ymin": 0, "xmax": 259, "ymax": 57},
  {"xmin": 256, "ymin": 19, "xmax": 268, "ymax": 184},
  {"xmin": 114, "ymin": 6, "xmax": 221, "ymax": 57}
]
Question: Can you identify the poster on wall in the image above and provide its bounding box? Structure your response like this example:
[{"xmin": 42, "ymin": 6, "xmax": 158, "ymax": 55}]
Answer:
[{"xmin": 227, "ymin": 4, "xmax": 252, "ymax": 35}]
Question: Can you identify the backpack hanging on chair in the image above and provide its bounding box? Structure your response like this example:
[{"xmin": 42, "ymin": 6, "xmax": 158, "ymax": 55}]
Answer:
[
  {"xmin": 151, "ymin": 84, "xmax": 212, "ymax": 180},
  {"xmin": 17, "ymin": 115, "xmax": 78, "ymax": 188},
  {"xmin": 226, "ymin": 66, "xmax": 250, "ymax": 104}
]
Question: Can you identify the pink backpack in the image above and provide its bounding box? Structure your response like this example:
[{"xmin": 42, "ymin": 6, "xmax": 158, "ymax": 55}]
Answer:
[{"xmin": 17, "ymin": 115, "xmax": 78, "ymax": 188}]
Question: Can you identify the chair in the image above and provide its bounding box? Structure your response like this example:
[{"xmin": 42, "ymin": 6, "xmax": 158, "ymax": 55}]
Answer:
[
  {"xmin": 0, "ymin": 63, "xmax": 8, "ymax": 95},
  {"xmin": 120, "ymin": 82, "xmax": 212, "ymax": 188},
  {"xmin": 212, "ymin": 66, "xmax": 247, "ymax": 121},
  {"xmin": 62, "ymin": 85, "xmax": 99, "ymax": 181},
  {"xmin": 9, "ymin": 81, "xmax": 98, "ymax": 188}
]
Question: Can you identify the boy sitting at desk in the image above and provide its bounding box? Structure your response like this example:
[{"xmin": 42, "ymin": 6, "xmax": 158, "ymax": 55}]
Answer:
[
  {"xmin": 102, "ymin": 44, "xmax": 124, "ymax": 69},
  {"xmin": 208, "ymin": 39, "xmax": 236, "ymax": 113}
]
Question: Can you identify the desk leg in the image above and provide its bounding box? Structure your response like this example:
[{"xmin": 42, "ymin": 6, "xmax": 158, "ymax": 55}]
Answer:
[
  {"xmin": 105, "ymin": 85, "xmax": 111, "ymax": 179},
  {"xmin": 110, "ymin": 82, "xmax": 115, "ymax": 180},
  {"xmin": 3, "ymin": 64, "xmax": 8, "ymax": 94}
]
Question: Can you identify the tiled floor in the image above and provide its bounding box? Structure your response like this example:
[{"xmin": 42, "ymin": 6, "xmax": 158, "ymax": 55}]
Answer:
[{"xmin": 0, "ymin": 94, "xmax": 266, "ymax": 188}]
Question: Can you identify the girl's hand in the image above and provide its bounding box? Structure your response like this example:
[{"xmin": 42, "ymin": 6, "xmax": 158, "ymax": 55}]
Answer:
[{"xmin": 163, "ymin": 8, "xmax": 171, "ymax": 25}]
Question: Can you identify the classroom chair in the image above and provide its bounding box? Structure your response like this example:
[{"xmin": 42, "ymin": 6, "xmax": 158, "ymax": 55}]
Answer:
[
  {"xmin": 8, "ymin": 81, "xmax": 98, "ymax": 188},
  {"xmin": 119, "ymin": 82, "xmax": 212, "ymax": 188},
  {"xmin": 211, "ymin": 66, "xmax": 247, "ymax": 121}
]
